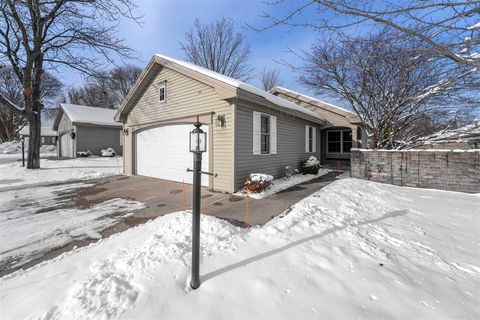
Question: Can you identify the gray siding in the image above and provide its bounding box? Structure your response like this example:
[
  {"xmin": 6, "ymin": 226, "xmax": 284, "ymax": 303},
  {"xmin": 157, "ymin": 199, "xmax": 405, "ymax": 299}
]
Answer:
[
  {"xmin": 234, "ymin": 102, "xmax": 321, "ymax": 190},
  {"xmin": 76, "ymin": 125, "xmax": 123, "ymax": 156}
]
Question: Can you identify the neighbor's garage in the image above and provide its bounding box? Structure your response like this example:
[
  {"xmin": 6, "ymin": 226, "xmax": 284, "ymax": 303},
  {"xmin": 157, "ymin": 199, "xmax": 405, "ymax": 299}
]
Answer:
[{"xmin": 135, "ymin": 124, "xmax": 209, "ymax": 186}]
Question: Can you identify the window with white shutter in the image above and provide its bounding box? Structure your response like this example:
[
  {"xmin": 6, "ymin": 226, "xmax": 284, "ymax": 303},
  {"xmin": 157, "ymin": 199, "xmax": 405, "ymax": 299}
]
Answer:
[
  {"xmin": 253, "ymin": 112, "xmax": 276, "ymax": 155},
  {"xmin": 305, "ymin": 125, "xmax": 317, "ymax": 153}
]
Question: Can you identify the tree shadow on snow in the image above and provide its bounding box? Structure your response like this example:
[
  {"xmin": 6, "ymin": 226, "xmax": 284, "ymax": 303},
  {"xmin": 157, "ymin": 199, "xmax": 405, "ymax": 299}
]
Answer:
[{"xmin": 201, "ymin": 209, "xmax": 409, "ymax": 284}]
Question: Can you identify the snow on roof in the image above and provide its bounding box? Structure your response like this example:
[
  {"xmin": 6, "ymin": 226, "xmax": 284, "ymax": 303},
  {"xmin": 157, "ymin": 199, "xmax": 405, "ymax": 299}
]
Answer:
[
  {"xmin": 155, "ymin": 54, "xmax": 324, "ymax": 122},
  {"xmin": 20, "ymin": 126, "xmax": 56, "ymax": 136},
  {"xmin": 60, "ymin": 104, "xmax": 121, "ymax": 127},
  {"xmin": 418, "ymin": 122, "xmax": 480, "ymax": 143},
  {"xmin": 271, "ymin": 86, "xmax": 356, "ymax": 116}
]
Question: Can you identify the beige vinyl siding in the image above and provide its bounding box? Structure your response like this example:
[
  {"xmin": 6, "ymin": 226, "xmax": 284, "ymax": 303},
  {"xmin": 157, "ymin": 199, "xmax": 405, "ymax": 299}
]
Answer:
[
  {"xmin": 234, "ymin": 102, "xmax": 321, "ymax": 190},
  {"xmin": 124, "ymin": 66, "xmax": 234, "ymax": 192},
  {"xmin": 274, "ymin": 92, "xmax": 351, "ymax": 128}
]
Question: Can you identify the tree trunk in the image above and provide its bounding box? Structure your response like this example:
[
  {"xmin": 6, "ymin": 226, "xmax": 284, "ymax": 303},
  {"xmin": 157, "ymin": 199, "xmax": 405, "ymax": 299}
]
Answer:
[{"xmin": 27, "ymin": 109, "xmax": 41, "ymax": 169}]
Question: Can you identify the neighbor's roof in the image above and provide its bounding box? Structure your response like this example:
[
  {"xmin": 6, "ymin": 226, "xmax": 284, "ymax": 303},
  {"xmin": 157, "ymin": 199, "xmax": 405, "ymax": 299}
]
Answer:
[
  {"xmin": 417, "ymin": 122, "xmax": 480, "ymax": 143},
  {"xmin": 115, "ymin": 54, "xmax": 325, "ymax": 124},
  {"xmin": 20, "ymin": 126, "xmax": 56, "ymax": 136},
  {"xmin": 269, "ymin": 86, "xmax": 362, "ymax": 124},
  {"xmin": 53, "ymin": 104, "xmax": 122, "ymax": 130}
]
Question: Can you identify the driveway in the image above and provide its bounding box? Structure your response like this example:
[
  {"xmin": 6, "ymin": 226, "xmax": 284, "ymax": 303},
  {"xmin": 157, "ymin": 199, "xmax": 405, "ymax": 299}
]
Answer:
[{"xmin": 73, "ymin": 172, "xmax": 342, "ymax": 230}]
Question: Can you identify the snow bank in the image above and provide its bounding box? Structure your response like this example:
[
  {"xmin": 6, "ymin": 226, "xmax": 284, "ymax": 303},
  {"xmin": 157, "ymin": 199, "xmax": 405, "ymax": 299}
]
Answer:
[
  {"xmin": 2, "ymin": 178, "xmax": 478, "ymax": 319},
  {"xmin": 0, "ymin": 139, "xmax": 57, "ymax": 154},
  {"xmin": 236, "ymin": 169, "xmax": 331, "ymax": 199},
  {"xmin": 0, "ymin": 156, "xmax": 122, "ymax": 190}
]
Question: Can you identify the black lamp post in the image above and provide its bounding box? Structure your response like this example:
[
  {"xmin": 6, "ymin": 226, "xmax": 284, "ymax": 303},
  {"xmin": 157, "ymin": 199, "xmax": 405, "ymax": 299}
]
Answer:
[{"xmin": 188, "ymin": 120, "xmax": 207, "ymax": 289}]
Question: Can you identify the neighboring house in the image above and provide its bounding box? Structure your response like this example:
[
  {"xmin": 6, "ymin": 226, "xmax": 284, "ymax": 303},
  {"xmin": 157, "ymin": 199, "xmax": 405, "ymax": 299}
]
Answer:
[
  {"xmin": 409, "ymin": 122, "xmax": 480, "ymax": 150},
  {"xmin": 20, "ymin": 126, "xmax": 57, "ymax": 145},
  {"xmin": 114, "ymin": 54, "xmax": 325, "ymax": 193},
  {"xmin": 270, "ymin": 87, "xmax": 366, "ymax": 166},
  {"xmin": 52, "ymin": 104, "xmax": 123, "ymax": 158}
]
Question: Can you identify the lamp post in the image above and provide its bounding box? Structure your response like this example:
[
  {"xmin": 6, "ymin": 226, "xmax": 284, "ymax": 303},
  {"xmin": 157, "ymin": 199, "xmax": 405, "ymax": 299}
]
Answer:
[
  {"xmin": 188, "ymin": 120, "xmax": 207, "ymax": 290},
  {"xmin": 21, "ymin": 137, "xmax": 25, "ymax": 167}
]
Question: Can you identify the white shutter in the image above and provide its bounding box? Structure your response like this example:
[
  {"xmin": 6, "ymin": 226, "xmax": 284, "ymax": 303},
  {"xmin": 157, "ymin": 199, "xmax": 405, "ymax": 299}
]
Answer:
[
  {"xmin": 253, "ymin": 111, "xmax": 261, "ymax": 155},
  {"xmin": 305, "ymin": 125, "xmax": 309, "ymax": 152},
  {"xmin": 312, "ymin": 126, "xmax": 317, "ymax": 153},
  {"xmin": 270, "ymin": 116, "xmax": 277, "ymax": 154}
]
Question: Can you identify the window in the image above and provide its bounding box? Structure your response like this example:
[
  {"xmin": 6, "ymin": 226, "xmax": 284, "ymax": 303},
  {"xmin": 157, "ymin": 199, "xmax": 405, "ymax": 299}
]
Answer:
[
  {"xmin": 327, "ymin": 130, "xmax": 352, "ymax": 154},
  {"xmin": 260, "ymin": 115, "xmax": 270, "ymax": 154},
  {"xmin": 159, "ymin": 85, "xmax": 166, "ymax": 102}
]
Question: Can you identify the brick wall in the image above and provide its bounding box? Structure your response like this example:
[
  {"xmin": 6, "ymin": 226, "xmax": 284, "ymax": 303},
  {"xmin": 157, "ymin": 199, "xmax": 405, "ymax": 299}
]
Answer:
[{"xmin": 351, "ymin": 149, "xmax": 480, "ymax": 193}]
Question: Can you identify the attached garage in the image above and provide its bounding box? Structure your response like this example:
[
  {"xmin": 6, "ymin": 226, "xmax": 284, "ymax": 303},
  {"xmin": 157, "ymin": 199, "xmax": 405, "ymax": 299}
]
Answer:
[
  {"xmin": 59, "ymin": 133, "xmax": 73, "ymax": 157},
  {"xmin": 135, "ymin": 124, "xmax": 209, "ymax": 186}
]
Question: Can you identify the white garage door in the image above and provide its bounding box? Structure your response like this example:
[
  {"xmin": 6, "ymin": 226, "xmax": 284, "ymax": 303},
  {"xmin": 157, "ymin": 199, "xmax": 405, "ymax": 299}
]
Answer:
[
  {"xmin": 136, "ymin": 124, "xmax": 209, "ymax": 187},
  {"xmin": 60, "ymin": 133, "xmax": 73, "ymax": 158}
]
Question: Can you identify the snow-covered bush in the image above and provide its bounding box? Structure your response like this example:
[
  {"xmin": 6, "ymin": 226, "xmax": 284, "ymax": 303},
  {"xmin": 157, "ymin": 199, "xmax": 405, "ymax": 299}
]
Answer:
[
  {"xmin": 300, "ymin": 156, "xmax": 321, "ymax": 175},
  {"xmin": 284, "ymin": 166, "xmax": 294, "ymax": 180},
  {"xmin": 77, "ymin": 150, "xmax": 92, "ymax": 158},
  {"xmin": 100, "ymin": 147, "xmax": 116, "ymax": 157},
  {"xmin": 244, "ymin": 173, "xmax": 273, "ymax": 193}
]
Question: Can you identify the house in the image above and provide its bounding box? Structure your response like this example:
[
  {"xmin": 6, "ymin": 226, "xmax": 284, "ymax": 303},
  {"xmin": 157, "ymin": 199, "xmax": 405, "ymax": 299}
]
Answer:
[
  {"xmin": 19, "ymin": 126, "xmax": 57, "ymax": 145},
  {"xmin": 114, "ymin": 54, "xmax": 325, "ymax": 193},
  {"xmin": 409, "ymin": 122, "xmax": 480, "ymax": 150},
  {"xmin": 52, "ymin": 104, "xmax": 123, "ymax": 158},
  {"xmin": 270, "ymin": 87, "xmax": 366, "ymax": 166}
]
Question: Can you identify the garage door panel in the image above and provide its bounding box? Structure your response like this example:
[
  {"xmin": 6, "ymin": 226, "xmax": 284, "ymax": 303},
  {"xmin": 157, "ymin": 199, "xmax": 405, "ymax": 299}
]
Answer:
[{"xmin": 136, "ymin": 124, "xmax": 209, "ymax": 186}]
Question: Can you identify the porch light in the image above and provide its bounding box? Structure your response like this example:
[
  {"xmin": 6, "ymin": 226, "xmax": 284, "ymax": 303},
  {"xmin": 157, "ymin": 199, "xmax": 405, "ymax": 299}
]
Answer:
[{"xmin": 189, "ymin": 121, "xmax": 207, "ymax": 153}]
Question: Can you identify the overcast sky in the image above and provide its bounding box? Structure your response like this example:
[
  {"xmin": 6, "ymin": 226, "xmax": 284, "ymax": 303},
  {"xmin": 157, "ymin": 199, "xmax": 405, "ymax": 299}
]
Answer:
[{"xmin": 58, "ymin": 0, "xmax": 346, "ymax": 106}]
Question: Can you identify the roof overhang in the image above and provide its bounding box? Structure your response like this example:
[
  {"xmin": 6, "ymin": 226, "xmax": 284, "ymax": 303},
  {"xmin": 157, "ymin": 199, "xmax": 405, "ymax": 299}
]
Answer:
[
  {"xmin": 237, "ymin": 89, "xmax": 325, "ymax": 125},
  {"xmin": 270, "ymin": 86, "xmax": 362, "ymax": 125}
]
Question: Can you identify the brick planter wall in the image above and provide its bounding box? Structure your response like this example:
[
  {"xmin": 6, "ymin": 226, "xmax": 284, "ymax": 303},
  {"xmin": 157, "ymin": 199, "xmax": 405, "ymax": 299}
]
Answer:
[{"xmin": 350, "ymin": 149, "xmax": 480, "ymax": 193}]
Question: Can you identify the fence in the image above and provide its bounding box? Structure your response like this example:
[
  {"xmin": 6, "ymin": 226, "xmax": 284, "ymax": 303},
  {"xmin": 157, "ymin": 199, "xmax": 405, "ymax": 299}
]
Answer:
[{"xmin": 350, "ymin": 149, "xmax": 480, "ymax": 193}]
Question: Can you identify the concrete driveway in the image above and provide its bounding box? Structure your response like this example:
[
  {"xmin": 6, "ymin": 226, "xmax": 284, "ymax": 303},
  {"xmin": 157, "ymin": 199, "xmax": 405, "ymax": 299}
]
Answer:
[{"xmin": 72, "ymin": 172, "xmax": 341, "ymax": 233}]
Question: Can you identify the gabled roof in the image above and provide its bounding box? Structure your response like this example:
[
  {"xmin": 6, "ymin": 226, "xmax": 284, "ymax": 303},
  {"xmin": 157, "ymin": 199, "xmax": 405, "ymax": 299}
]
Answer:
[
  {"xmin": 115, "ymin": 54, "xmax": 325, "ymax": 124},
  {"xmin": 53, "ymin": 104, "xmax": 122, "ymax": 130},
  {"xmin": 269, "ymin": 86, "xmax": 362, "ymax": 124},
  {"xmin": 20, "ymin": 126, "xmax": 56, "ymax": 136}
]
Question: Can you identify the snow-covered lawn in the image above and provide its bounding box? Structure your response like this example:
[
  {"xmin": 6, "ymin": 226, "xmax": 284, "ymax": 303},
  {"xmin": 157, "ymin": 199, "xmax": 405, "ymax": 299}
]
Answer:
[
  {"xmin": 235, "ymin": 169, "xmax": 331, "ymax": 199},
  {"xmin": 1, "ymin": 179, "xmax": 478, "ymax": 319},
  {"xmin": 0, "ymin": 155, "xmax": 123, "ymax": 190}
]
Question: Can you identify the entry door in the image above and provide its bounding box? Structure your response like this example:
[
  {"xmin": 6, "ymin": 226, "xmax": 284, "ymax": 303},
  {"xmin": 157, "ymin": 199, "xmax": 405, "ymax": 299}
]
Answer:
[{"xmin": 135, "ymin": 124, "xmax": 209, "ymax": 186}]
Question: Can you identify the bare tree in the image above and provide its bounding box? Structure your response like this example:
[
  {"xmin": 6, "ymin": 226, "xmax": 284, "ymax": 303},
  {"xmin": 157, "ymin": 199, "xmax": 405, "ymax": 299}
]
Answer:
[
  {"xmin": 298, "ymin": 31, "xmax": 479, "ymax": 149},
  {"xmin": 181, "ymin": 18, "xmax": 252, "ymax": 81},
  {"xmin": 0, "ymin": 0, "xmax": 139, "ymax": 168},
  {"xmin": 0, "ymin": 66, "xmax": 62, "ymax": 142},
  {"xmin": 67, "ymin": 64, "xmax": 142, "ymax": 109},
  {"xmin": 259, "ymin": 67, "xmax": 283, "ymax": 91},
  {"xmin": 256, "ymin": 0, "xmax": 480, "ymax": 69}
]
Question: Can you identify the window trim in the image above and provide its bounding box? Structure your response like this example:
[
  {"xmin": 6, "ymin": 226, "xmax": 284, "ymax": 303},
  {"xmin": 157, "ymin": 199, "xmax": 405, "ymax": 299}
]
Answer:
[
  {"xmin": 158, "ymin": 84, "xmax": 166, "ymax": 102},
  {"xmin": 326, "ymin": 129, "xmax": 352, "ymax": 154}
]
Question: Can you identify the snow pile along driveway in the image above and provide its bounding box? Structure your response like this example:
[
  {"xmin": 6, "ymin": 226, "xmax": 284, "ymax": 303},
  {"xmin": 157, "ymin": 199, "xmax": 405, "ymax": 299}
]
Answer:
[{"xmin": 1, "ymin": 179, "xmax": 479, "ymax": 319}]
